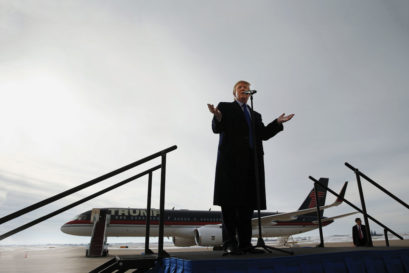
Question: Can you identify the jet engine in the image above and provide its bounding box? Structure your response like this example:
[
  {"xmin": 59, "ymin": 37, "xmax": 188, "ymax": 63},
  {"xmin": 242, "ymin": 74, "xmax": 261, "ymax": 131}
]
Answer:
[
  {"xmin": 194, "ymin": 225, "xmax": 223, "ymax": 246},
  {"xmin": 172, "ymin": 236, "xmax": 196, "ymax": 247}
]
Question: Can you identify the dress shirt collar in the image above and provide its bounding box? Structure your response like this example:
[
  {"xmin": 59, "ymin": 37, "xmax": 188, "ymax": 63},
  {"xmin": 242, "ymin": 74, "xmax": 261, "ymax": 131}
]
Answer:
[{"xmin": 235, "ymin": 99, "xmax": 247, "ymax": 109}]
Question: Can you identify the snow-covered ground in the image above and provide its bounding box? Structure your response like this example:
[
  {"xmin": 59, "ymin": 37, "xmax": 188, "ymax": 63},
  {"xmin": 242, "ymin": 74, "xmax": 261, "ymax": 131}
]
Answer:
[{"xmin": 1, "ymin": 233, "xmax": 408, "ymax": 251}]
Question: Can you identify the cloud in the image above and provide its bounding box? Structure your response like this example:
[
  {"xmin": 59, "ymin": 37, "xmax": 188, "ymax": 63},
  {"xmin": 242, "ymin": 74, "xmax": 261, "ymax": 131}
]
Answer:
[{"xmin": 0, "ymin": 190, "xmax": 7, "ymax": 206}]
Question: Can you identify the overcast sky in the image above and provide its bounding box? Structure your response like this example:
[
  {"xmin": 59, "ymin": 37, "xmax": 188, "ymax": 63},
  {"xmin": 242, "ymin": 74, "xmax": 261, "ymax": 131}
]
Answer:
[{"xmin": 1, "ymin": 0, "xmax": 408, "ymax": 245}]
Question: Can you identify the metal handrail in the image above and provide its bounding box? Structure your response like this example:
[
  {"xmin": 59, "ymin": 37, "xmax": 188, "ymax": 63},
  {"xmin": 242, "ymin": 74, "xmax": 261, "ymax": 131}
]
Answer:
[
  {"xmin": 345, "ymin": 162, "xmax": 409, "ymax": 209},
  {"xmin": 345, "ymin": 162, "xmax": 408, "ymax": 247},
  {"xmin": 0, "ymin": 145, "xmax": 177, "ymax": 225},
  {"xmin": 0, "ymin": 165, "xmax": 161, "ymax": 241},
  {"xmin": 309, "ymin": 176, "xmax": 403, "ymax": 240},
  {"xmin": 0, "ymin": 144, "xmax": 177, "ymax": 258}
]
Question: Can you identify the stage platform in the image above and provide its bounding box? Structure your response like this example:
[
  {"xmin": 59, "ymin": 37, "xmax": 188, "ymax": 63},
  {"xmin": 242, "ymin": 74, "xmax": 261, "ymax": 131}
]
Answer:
[{"xmin": 142, "ymin": 247, "xmax": 409, "ymax": 273}]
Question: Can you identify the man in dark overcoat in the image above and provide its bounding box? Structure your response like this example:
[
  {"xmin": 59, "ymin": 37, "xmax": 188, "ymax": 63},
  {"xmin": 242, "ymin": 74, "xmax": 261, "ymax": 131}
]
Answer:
[{"xmin": 207, "ymin": 80, "xmax": 294, "ymax": 254}]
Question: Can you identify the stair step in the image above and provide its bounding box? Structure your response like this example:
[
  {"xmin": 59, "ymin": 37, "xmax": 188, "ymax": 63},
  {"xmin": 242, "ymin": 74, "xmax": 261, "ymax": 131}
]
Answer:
[{"xmin": 88, "ymin": 212, "xmax": 108, "ymax": 257}]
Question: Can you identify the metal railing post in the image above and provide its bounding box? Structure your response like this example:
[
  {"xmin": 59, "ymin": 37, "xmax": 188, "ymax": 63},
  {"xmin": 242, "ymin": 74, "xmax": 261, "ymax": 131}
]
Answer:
[
  {"xmin": 384, "ymin": 229, "xmax": 390, "ymax": 247},
  {"xmin": 314, "ymin": 182, "xmax": 324, "ymax": 247},
  {"xmin": 354, "ymin": 171, "xmax": 373, "ymax": 247},
  {"xmin": 158, "ymin": 153, "xmax": 168, "ymax": 258},
  {"xmin": 144, "ymin": 171, "xmax": 154, "ymax": 255}
]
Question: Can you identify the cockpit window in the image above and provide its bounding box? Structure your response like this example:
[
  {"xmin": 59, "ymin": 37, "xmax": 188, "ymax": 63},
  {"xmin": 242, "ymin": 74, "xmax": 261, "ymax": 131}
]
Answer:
[
  {"xmin": 70, "ymin": 215, "xmax": 81, "ymax": 221},
  {"xmin": 72, "ymin": 214, "xmax": 86, "ymax": 221}
]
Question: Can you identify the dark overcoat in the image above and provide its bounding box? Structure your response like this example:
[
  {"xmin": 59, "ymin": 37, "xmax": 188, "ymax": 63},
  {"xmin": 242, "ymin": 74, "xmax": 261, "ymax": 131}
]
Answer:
[{"xmin": 212, "ymin": 101, "xmax": 283, "ymax": 210}]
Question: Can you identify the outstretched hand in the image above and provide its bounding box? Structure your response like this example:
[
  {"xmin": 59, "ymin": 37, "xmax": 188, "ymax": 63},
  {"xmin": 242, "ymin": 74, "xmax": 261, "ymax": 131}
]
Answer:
[
  {"xmin": 207, "ymin": 104, "xmax": 222, "ymax": 121},
  {"xmin": 277, "ymin": 113, "xmax": 294, "ymax": 124}
]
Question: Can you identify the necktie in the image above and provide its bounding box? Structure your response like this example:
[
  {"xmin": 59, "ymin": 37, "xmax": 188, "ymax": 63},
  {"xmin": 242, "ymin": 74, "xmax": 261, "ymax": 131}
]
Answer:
[
  {"xmin": 358, "ymin": 226, "xmax": 363, "ymax": 239},
  {"xmin": 242, "ymin": 104, "xmax": 253, "ymax": 148}
]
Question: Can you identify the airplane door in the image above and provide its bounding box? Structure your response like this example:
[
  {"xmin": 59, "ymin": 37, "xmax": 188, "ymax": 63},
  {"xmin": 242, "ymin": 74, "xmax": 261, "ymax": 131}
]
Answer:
[{"xmin": 91, "ymin": 208, "xmax": 100, "ymax": 223}]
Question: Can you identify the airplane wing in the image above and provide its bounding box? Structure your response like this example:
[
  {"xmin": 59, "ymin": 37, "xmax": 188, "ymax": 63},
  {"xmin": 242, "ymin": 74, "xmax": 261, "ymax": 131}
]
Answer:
[
  {"xmin": 253, "ymin": 182, "xmax": 348, "ymax": 226},
  {"xmin": 312, "ymin": 212, "xmax": 358, "ymax": 224}
]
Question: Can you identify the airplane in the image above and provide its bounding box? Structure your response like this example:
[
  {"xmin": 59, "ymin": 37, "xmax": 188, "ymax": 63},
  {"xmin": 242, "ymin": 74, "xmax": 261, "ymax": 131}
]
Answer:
[{"xmin": 61, "ymin": 178, "xmax": 356, "ymax": 253}]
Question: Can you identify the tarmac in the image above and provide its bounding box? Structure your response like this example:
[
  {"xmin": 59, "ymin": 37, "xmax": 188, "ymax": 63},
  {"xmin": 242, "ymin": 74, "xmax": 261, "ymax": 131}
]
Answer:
[{"xmin": 0, "ymin": 240, "xmax": 408, "ymax": 273}]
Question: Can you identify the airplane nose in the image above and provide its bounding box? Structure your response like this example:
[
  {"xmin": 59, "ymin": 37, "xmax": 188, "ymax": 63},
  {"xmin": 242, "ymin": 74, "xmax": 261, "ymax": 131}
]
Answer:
[{"xmin": 60, "ymin": 223, "xmax": 70, "ymax": 234}]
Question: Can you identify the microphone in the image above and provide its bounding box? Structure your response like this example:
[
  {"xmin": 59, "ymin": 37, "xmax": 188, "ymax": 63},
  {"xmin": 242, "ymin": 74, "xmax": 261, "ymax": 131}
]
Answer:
[{"xmin": 242, "ymin": 90, "xmax": 257, "ymax": 95}]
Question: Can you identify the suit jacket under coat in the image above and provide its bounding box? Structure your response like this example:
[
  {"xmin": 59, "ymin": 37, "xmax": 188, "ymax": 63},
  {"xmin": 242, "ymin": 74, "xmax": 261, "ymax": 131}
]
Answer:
[{"xmin": 212, "ymin": 101, "xmax": 283, "ymax": 210}]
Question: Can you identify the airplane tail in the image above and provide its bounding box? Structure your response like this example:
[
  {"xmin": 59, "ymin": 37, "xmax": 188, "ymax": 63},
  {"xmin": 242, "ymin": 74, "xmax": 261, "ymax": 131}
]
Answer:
[{"xmin": 298, "ymin": 178, "xmax": 329, "ymax": 217}]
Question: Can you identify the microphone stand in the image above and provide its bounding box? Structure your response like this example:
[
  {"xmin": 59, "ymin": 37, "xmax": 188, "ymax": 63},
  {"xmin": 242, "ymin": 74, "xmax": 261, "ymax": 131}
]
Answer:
[{"xmin": 248, "ymin": 93, "xmax": 293, "ymax": 255}]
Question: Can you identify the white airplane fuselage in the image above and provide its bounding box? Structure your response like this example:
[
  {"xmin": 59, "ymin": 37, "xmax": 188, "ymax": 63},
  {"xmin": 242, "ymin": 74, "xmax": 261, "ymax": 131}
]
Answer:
[
  {"xmin": 61, "ymin": 180, "xmax": 352, "ymax": 247},
  {"xmin": 61, "ymin": 208, "xmax": 331, "ymax": 246}
]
